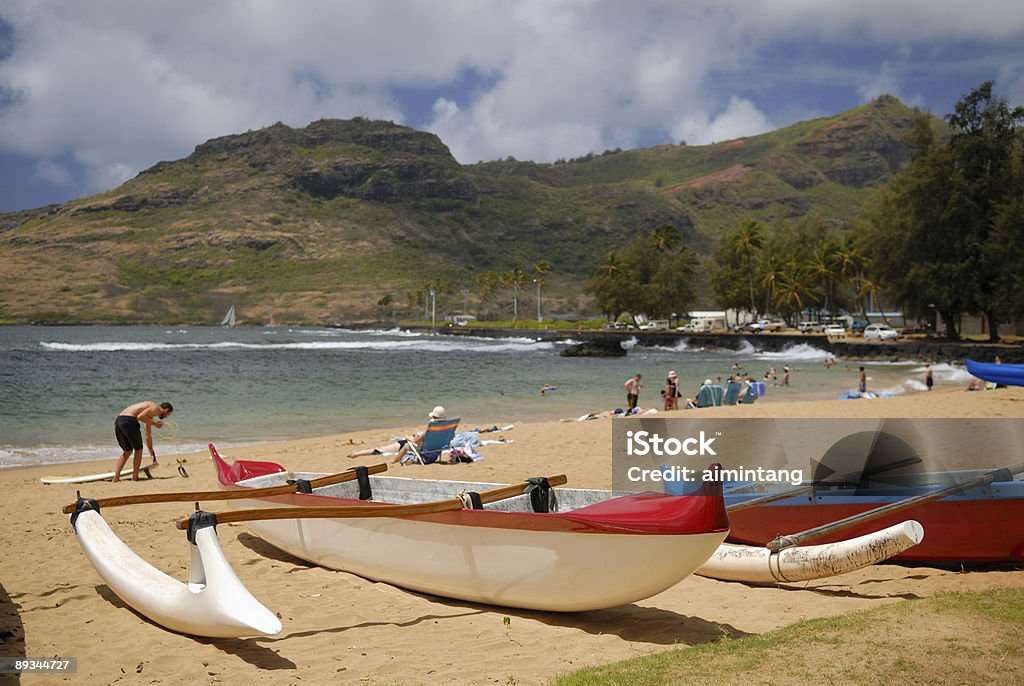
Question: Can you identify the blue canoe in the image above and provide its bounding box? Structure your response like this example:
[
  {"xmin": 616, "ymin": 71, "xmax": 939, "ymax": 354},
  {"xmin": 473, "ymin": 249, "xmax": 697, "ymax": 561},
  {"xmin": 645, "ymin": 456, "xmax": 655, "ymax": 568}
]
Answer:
[{"xmin": 966, "ymin": 359, "xmax": 1024, "ymax": 387}]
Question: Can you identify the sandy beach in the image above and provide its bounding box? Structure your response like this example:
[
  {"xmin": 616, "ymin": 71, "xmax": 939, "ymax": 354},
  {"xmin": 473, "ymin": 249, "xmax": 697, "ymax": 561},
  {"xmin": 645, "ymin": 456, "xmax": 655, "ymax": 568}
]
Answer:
[{"xmin": 3, "ymin": 386, "xmax": 1024, "ymax": 685}]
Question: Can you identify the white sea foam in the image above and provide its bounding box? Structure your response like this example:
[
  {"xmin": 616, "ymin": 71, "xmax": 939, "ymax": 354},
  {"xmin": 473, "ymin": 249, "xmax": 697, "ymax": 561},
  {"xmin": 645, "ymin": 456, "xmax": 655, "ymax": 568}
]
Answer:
[
  {"xmin": 42, "ymin": 341, "xmax": 183, "ymax": 351},
  {"xmin": 754, "ymin": 343, "xmax": 831, "ymax": 362},
  {"xmin": 732, "ymin": 340, "xmax": 757, "ymax": 356},
  {"xmin": 932, "ymin": 363, "xmax": 973, "ymax": 383},
  {"xmin": 904, "ymin": 378, "xmax": 929, "ymax": 392},
  {"xmin": 41, "ymin": 337, "xmax": 555, "ymax": 354},
  {"xmin": 645, "ymin": 339, "xmax": 691, "ymax": 352}
]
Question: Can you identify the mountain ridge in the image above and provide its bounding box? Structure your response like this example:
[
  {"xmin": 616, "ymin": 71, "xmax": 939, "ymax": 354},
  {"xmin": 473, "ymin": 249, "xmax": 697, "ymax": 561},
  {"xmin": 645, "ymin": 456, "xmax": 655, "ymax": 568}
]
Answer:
[{"xmin": 0, "ymin": 95, "xmax": 935, "ymax": 324}]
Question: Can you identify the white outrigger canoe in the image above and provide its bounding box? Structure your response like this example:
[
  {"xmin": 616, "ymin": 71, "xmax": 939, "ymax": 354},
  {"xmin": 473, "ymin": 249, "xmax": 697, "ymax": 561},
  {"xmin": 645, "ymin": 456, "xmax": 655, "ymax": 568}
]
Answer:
[
  {"xmin": 63, "ymin": 448, "xmax": 924, "ymax": 638},
  {"xmin": 210, "ymin": 449, "xmax": 731, "ymax": 612}
]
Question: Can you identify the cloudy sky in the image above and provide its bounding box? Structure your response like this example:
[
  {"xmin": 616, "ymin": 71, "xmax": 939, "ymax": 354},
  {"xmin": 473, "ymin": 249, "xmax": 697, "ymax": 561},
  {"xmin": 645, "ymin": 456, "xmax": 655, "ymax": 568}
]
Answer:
[{"xmin": 1, "ymin": 0, "xmax": 1023, "ymax": 212}]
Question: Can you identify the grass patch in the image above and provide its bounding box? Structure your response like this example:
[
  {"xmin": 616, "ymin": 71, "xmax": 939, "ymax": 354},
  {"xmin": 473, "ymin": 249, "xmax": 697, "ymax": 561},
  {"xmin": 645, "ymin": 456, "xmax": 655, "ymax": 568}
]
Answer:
[{"xmin": 548, "ymin": 588, "xmax": 1024, "ymax": 686}]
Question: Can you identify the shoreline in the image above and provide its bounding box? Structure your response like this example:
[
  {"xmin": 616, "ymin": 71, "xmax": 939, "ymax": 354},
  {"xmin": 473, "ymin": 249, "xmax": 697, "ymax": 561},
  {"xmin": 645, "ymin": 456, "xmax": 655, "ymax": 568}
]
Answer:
[
  {"xmin": 2, "ymin": 380, "xmax": 1007, "ymax": 475},
  {"xmin": 1, "ymin": 381, "xmax": 991, "ymax": 475}
]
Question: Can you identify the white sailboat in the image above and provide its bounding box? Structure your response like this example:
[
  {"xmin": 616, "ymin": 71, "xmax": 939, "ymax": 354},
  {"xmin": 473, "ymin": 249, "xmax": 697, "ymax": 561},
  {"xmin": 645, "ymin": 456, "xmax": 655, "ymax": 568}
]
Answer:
[{"xmin": 220, "ymin": 305, "xmax": 237, "ymax": 328}]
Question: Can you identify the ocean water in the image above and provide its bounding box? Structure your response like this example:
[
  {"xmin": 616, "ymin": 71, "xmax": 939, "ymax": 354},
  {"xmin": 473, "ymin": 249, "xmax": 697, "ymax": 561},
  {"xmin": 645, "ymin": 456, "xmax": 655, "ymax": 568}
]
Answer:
[{"xmin": 0, "ymin": 326, "xmax": 971, "ymax": 469}]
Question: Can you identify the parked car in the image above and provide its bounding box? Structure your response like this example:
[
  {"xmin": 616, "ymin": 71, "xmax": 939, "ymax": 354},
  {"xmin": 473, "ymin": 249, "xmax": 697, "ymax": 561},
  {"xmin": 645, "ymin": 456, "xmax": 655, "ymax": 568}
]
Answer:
[
  {"xmin": 901, "ymin": 323, "xmax": 935, "ymax": 335},
  {"xmin": 863, "ymin": 324, "xmax": 900, "ymax": 341},
  {"xmin": 798, "ymin": 321, "xmax": 824, "ymax": 333},
  {"xmin": 745, "ymin": 319, "xmax": 785, "ymax": 332},
  {"xmin": 851, "ymin": 320, "xmax": 871, "ymax": 333},
  {"xmin": 824, "ymin": 325, "xmax": 847, "ymax": 337}
]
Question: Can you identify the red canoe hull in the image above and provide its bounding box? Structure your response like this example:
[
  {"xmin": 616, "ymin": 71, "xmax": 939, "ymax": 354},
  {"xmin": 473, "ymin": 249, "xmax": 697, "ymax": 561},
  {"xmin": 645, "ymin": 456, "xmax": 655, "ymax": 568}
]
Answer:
[{"xmin": 727, "ymin": 499, "xmax": 1024, "ymax": 563}]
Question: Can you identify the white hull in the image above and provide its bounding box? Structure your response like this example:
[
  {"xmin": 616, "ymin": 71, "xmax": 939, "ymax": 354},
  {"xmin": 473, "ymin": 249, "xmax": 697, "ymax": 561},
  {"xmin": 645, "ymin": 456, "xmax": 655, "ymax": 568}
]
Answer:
[
  {"xmin": 73, "ymin": 509, "xmax": 280, "ymax": 637},
  {"xmin": 696, "ymin": 520, "xmax": 924, "ymax": 583},
  {"xmin": 244, "ymin": 511, "xmax": 727, "ymax": 611}
]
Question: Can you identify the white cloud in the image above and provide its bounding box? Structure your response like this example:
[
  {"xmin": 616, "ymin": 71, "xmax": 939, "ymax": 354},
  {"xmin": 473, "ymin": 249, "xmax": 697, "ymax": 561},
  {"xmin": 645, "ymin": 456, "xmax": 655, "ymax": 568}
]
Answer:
[
  {"xmin": 857, "ymin": 62, "xmax": 905, "ymax": 102},
  {"xmin": 671, "ymin": 97, "xmax": 775, "ymax": 146},
  {"xmin": 0, "ymin": 0, "xmax": 1022, "ymax": 203}
]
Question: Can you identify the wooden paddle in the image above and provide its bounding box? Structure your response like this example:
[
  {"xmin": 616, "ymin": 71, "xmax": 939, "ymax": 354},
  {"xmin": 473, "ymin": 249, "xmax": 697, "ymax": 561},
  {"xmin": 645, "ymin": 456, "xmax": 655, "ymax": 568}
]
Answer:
[
  {"xmin": 174, "ymin": 474, "xmax": 568, "ymax": 530},
  {"xmin": 60, "ymin": 463, "xmax": 389, "ymax": 514},
  {"xmin": 766, "ymin": 462, "xmax": 1024, "ymax": 551}
]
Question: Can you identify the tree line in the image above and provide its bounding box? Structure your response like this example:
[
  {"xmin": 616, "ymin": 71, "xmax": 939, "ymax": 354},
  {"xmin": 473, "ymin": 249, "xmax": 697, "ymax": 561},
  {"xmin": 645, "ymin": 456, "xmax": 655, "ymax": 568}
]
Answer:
[
  {"xmin": 585, "ymin": 82, "xmax": 1024, "ymax": 341},
  {"xmin": 381, "ymin": 82, "xmax": 1021, "ymax": 339}
]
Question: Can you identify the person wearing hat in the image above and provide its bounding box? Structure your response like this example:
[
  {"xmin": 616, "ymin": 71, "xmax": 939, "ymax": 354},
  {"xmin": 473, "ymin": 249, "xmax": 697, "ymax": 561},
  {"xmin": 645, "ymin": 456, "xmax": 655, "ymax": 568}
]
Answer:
[
  {"xmin": 662, "ymin": 371, "xmax": 680, "ymax": 411},
  {"xmin": 347, "ymin": 405, "xmax": 447, "ymax": 459},
  {"xmin": 685, "ymin": 379, "xmax": 715, "ymax": 409}
]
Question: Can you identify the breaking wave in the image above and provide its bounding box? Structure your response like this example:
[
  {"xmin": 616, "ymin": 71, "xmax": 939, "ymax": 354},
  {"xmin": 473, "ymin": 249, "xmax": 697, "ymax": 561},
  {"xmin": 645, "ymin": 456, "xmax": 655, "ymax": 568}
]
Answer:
[
  {"xmin": 39, "ymin": 336, "xmax": 556, "ymax": 354},
  {"xmin": 754, "ymin": 343, "xmax": 831, "ymax": 362}
]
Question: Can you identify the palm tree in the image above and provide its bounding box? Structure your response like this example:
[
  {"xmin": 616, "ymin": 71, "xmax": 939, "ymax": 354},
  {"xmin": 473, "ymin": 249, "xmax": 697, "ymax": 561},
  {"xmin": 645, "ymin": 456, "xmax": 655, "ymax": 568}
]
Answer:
[
  {"xmin": 650, "ymin": 224, "xmax": 678, "ymax": 253},
  {"xmin": 807, "ymin": 243, "xmax": 838, "ymax": 316},
  {"xmin": 597, "ymin": 252, "xmax": 619, "ymax": 277},
  {"xmin": 733, "ymin": 220, "xmax": 763, "ymax": 315},
  {"xmin": 506, "ymin": 266, "xmax": 527, "ymax": 322},
  {"xmin": 761, "ymin": 257, "xmax": 782, "ymax": 317},
  {"xmin": 533, "ymin": 259, "xmax": 551, "ymax": 322},
  {"xmin": 475, "ymin": 271, "xmax": 501, "ymax": 316},
  {"xmin": 855, "ymin": 276, "xmax": 893, "ymax": 326},
  {"xmin": 775, "ymin": 264, "xmax": 813, "ymax": 320},
  {"xmin": 533, "ymin": 259, "xmax": 551, "ymax": 286},
  {"xmin": 586, "ymin": 251, "xmax": 625, "ymax": 321}
]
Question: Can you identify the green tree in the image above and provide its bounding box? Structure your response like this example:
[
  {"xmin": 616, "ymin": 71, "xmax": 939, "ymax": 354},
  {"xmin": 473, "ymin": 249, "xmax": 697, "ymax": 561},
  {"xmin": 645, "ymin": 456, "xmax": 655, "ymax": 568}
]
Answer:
[
  {"xmin": 475, "ymin": 271, "xmax": 502, "ymax": 318},
  {"xmin": 585, "ymin": 226, "xmax": 697, "ymax": 322},
  {"xmin": 773, "ymin": 262, "xmax": 814, "ymax": 322},
  {"xmin": 709, "ymin": 220, "xmax": 764, "ymax": 318},
  {"xmin": 860, "ymin": 113, "xmax": 968, "ymax": 338},
  {"xmin": 806, "ymin": 241, "xmax": 841, "ymax": 317},
  {"xmin": 533, "ymin": 259, "xmax": 551, "ymax": 287},
  {"xmin": 504, "ymin": 266, "xmax": 527, "ymax": 322},
  {"xmin": 585, "ymin": 251, "xmax": 628, "ymax": 321},
  {"xmin": 945, "ymin": 82, "xmax": 1024, "ymax": 340},
  {"xmin": 860, "ymin": 86, "xmax": 1024, "ymax": 341}
]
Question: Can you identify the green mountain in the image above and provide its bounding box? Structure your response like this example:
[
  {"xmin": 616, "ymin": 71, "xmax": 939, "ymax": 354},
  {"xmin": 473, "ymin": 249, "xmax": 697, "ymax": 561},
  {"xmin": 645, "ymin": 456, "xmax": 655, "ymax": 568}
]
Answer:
[{"xmin": 0, "ymin": 95, "xmax": 931, "ymax": 324}]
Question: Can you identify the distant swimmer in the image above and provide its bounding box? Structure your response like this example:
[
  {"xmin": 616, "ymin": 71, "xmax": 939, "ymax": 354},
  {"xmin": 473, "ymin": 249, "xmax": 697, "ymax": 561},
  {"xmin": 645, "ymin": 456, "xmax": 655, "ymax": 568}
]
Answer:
[{"xmin": 540, "ymin": 384, "xmax": 559, "ymax": 395}]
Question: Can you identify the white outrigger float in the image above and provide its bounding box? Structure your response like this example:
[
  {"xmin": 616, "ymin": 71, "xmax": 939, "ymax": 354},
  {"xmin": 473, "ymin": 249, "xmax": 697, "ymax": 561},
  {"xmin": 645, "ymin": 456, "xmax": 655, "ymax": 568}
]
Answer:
[
  {"xmin": 70, "ymin": 500, "xmax": 281, "ymax": 638},
  {"xmin": 696, "ymin": 520, "xmax": 924, "ymax": 583},
  {"xmin": 63, "ymin": 446, "xmax": 925, "ymax": 637}
]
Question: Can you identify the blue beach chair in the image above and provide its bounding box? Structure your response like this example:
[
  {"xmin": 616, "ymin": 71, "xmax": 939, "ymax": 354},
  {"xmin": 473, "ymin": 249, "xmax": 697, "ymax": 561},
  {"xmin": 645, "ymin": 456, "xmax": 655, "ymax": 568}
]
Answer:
[
  {"xmin": 402, "ymin": 418, "xmax": 461, "ymax": 465},
  {"xmin": 743, "ymin": 381, "xmax": 766, "ymax": 404},
  {"xmin": 723, "ymin": 381, "xmax": 743, "ymax": 405},
  {"xmin": 688, "ymin": 384, "xmax": 724, "ymax": 409}
]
